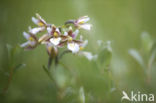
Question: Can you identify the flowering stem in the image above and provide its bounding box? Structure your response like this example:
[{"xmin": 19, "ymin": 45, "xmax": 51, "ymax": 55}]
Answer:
[
  {"xmin": 64, "ymin": 20, "xmax": 74, "ymax": 25},
  {"xmin": 59, "ymin": 50, "xmax": 71, "ymax": 60},
  {"xmin": 3, "ymin": 66, "xmax": 14, "ymax": 94},
  {"xmin": 48, "ymin": 56, "xmax": 53, "ymax": 69},
  {"xmin": 55, "ymin": 56, "xmax": 59, "ymax": 67},
  {"xmin": 147, "ymin": 63, "xmax": 152, "ymax": 84}
]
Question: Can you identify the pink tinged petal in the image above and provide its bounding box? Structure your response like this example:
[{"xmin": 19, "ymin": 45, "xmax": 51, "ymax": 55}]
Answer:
[
  {"xmin": 30, "ymin": 41, "xmax": 36, "ymax": 46},
  {"xmin": 55, "ymin": 28, "xmax": 60, "ymax": 34},
  {"xmin": 67, "ymin": 42, "xmax": 80, "ymax": 53},
  {"xmin": 63, "ymin": 32, "xmax": 68, "ymax": 36},
  {"xmin": 50, "ymin": 37, "xmax": 61, "ymax": 46},
  {"xmin": 80, "ymin": 51, "xmax": 98, "ymax": 61},
  {"xmin": 36, "ymin": 13, "xmax": 46, "ymax": 24},
  {"xmin": 23, "ymin": 32, "xmax": 30, "ymax": 40},
  {"xmin": 47, "ymin": 27, "xmax": 53, "ymax": 34},
  {"xmin": 80, "ymin": 24, "xmax": 92, "ymax": 30},
  {"xmin": 32, "ymin": 17, "xmax": 39, "ymax": 25},
  {"xmin": 78, "ymin": 16, "xmax": 90, "ymax": 23},
  {"xmin": 29, "ymin": 27, "xmax": 44, "ymax": 34},
  {"xmin": 72, "ymin": 29, "xmax": 79, "ymax": 39},
  {"xmin": 20, "ymin": 41, "xmax": 29, "ymax": 47}
]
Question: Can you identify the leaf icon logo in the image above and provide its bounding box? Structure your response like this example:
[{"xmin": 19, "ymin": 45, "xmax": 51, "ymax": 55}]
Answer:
[{"xmin": 121, "ymin": 91, "xmax": 131, "ymax": 101}]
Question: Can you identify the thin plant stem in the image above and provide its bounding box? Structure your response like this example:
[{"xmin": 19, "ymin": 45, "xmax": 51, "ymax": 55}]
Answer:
[
  {"xmin": 59, "ymin": 50, "xmax": 71, "ymax": 60},
  {"xmin": 48, "ymin": 56, "xmax": 53, "ymax": 69},
  {"xmin": 3, "ymin": 66, "xmax": 14, "ymax": 94}
]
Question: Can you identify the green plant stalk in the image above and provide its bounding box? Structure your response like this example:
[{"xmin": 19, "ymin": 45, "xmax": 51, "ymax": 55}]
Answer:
[{"xmin": 2, "ymin": 66, "xmax": 14, "ymax": 94}]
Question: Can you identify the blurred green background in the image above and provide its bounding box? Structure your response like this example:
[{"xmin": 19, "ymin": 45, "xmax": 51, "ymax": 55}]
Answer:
[{"xmin": 0, "ymin": 0, "xmax": 156, "ymax": 103}]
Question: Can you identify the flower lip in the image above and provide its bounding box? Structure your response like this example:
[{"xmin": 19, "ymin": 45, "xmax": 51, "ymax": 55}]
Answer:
[
  {"xmin": 50, "ymin": 37, "xmax": 61, "ymax": 46},
  {"xmin": 67, "ymin": 42, "xmax": 80, "ymax": 53},
  {"xmin": 79, "ymin": 24, "xmax": 92, "ymax": 30}
]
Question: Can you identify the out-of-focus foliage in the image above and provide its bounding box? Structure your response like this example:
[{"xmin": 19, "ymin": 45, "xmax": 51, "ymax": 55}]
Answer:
[
  {"xmin": 129, "ymin": 32, "xmax": 156, "ymax": 83},
  {"xmin": 0, "ymin": 0, "xmax": 156, "ymax": 103}
]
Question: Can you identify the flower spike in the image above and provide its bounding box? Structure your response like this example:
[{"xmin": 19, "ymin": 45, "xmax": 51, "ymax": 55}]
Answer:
[{"xmin": 21, "ymin": 13, "xmax": 96, "ymax": 67}]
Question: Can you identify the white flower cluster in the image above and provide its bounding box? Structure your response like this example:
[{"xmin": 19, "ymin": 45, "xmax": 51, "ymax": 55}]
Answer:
[{"xmin": 21, "ymin": 13, "xmax": 97, "ymax": 60}]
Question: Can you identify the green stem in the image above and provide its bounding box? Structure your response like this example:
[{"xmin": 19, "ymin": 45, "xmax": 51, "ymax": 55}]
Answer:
[
  {"xmin": 48, "ymin": 56, "xmax": 53, "ymax": 69},
  {"xmin": 3, "ymin": 66, "xmax": 14, "ymax": 94},
  {"xmin": 59, "ymin": 50, "xmax": 71, "ymax": 60}
]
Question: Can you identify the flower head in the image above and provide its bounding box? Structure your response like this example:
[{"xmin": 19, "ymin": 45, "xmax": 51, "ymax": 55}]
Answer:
[
  {"xmin": 21, "ymin": 14, "xmax": 95, "ymax": 66},
  {"xmin": 20, "ymin": 32, "xmax": 38, "ymax": 50}
]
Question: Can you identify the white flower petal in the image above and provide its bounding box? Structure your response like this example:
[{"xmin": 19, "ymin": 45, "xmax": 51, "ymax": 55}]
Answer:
[
  {"xmin": 67, "ymin": 42, "xmax": 80, "ymax": 53},
  {"xmin": 23, "ymin": 32, "xmax": 30, "ymax": 40},
  {"xmin": 78, "ymin": 16, "xmax": 90, "ymax": 23},
  {"xmin": 63, "ymin": 31, "xmax": 68, "ymax": 36},
  {"xmin": 50, "ymin": 37, "xmax": 61, "ymax": 46},
  {"xmin": 69, "ymin": 26, "xmax": 72, "ymax": 30},
  {"xmin": 80, "ymin": 24, "xmax": 92, "ymax": 30},
  {"xmin": 29, "ymin": 27, "xmax": 44, "ymax": 34},
  {"xmin": 20, "ymin": 41, "xmax": 29, "ymax": 47},
  {"xmin": 73, "ymin": 29, "xmax": 79, "ymax": 38},
  {"xmin": 47, "ymin": 27, "xmax": 53, "ymax": 34},
  {"xmin": 55, "ymin": 28, "xmax": 60, "ymax": 34},
  {"xmin": 32, "ymin": 17, "xmax": 39, "ymax": 25}
]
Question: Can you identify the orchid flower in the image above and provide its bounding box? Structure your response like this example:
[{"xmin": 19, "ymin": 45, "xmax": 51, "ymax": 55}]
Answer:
[
  {"xmin": 67, "ymin": 35, "xmax": 88, "ymax": 53},
  {"xmin": 32, "ymin": 13, "xmax": 47, "ymax": 27},
  {"xmin": 75, "ymin": 16, "xmax": 92, "ymax": 30},
  {"xmin": 65, "ymin": 16, "xmax": 92, "ymax": 31},
  {"xmin": 20, "ymin": 32, "xmax": 38, "ymax": 50}
]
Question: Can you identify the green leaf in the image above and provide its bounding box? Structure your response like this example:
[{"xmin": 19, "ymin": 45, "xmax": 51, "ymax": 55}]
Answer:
[
  {"xmin": 97, "ymin": 46, "xmax": 112, "ymax": 69},
  {"xmin": 14, "ymin": 63, "xmax": 26, "ymax": 73},
  {"xmin": 54, "ymin": 66, "xmax": 67, "ymax": 88},
  {"xmin": 148, "ymin": 48, "xmax": 156, "ymax": 69},
  {"xmin": 79, "ymin": 87, "xmax": 85, "ymax": 103},
  {"xmin": 129, "ymin": 49, "xmax": 145, "ymax": 69},
  {"xmin": 141, "ymin": 32, "xmax": 153, "ymax": 53}
]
